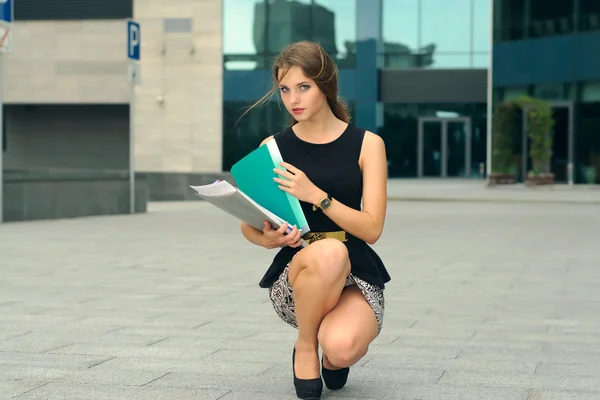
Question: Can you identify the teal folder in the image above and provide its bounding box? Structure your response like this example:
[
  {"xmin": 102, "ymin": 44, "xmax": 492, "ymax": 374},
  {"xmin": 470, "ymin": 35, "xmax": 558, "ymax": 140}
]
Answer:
[{"xmin": 230, "ymin": 140, "xmax": 310, "ymax": 233}]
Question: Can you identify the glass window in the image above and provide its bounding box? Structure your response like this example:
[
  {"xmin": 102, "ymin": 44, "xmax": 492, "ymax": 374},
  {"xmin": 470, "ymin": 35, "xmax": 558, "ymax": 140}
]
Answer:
[
  {"xmin": 222, "ymin": 101, "xmax": 289, "ymax": 171},
  {"xmin": 379, "ymin": 104, "xmax": 419, "ymax": 178},
  {"xmin": 529, "ymin": 0, "xmax": 574, "ymax": 38},
  {"xmin": 576, "ymin": 102, "xmax": 600, "ymax": 184},
  {"xmin": 473, "ymin": 0, "xmax": 491, "ymax": 52},
  {"xmin": 472, "ymin": 53, "xmax": 490, "ymax": 68},
  {"xmin": 421, "ymin": 0, "xmax": 471, "ymax": 52},
  {"xmin": 494, "ymin": 0, "xmax": 526, "ymax": 42},
  {"xmin": 223, "ymin": 0, "xmax": 266, "ymax": 70},
  {"xmin": 582, "ymin": 81, "xmax": 600, "ymax": 102},
  {"xmin": 579, "ymin": 0, "xmax": 600, "ymax": 32},
  {"xmin": 312, "ymin": 0, "xmax": 356, "ymax": 63},
  {"xmin": 423, "ymin": 53, "xmax": 472, "ymax": 69},
  {"xmin": 266, "ymin": 0, "xmax": 312, "ymax": 54},
  {"xmin": 382, "ymin": 0, "xmax": 419, "ymax": 53}
]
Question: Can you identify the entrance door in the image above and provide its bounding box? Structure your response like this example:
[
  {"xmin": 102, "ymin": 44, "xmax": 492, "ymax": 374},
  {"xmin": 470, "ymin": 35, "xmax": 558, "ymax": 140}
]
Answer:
[
  {"xmin": 520, "ymin": 101, "xmax": 574, "ymax": 183},
  {"xmin": 418, "ymin": 117, "xmax": 472, "ymax": 178}
]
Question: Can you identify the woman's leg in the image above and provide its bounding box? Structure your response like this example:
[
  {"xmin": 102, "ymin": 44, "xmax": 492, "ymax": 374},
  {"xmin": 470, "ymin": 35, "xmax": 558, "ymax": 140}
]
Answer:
[
  {"xmin": 287, "ymin": 238, "xmax": 351, "ymax": 379},
  {"xmin": 318, "ymin": 285, "xmax": 379, "ymax": 369}
]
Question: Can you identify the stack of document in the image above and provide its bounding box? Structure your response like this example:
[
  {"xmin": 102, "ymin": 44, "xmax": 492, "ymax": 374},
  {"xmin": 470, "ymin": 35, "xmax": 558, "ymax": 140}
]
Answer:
[{"xmin": 190, "ymin": 139, "xmax": 311, "ymax": 241}]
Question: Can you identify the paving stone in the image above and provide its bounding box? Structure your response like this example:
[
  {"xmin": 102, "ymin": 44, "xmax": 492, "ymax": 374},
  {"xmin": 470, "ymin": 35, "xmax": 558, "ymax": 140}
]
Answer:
[
  {"xmin": 1, "ymin": 200, "xmax": 599, "ymax": 399},
  {"xmin": 12, "ymin": 383, "xmax": 230, "ymax": 400}
]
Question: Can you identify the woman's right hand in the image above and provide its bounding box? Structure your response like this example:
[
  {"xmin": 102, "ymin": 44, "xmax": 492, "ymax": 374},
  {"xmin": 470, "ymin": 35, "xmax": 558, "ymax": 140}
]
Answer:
[{"xmin": 261, "ymin": 221, "xmax": 303, "ymax": 249}]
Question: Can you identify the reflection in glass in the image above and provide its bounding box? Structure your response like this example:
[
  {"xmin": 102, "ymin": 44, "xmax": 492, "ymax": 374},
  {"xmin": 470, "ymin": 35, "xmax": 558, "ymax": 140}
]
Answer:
[
  {"xmin": 423, "ymin": 53, "xmax": 471, "ymax": 69},
  {"xmin": 473, "ymin": 0, "xmax": 491, "ymax": 51},
  {"xmin": 495, "ymin": 0, "xmax": 526, "ymax": 41},
  {"xmin": 446, "ymin": 121, "xmax": 468, "ymax": 177},
  {"xmin": 265, "ymin": 0, "xmax": 312, "ymax": 55},
  {"xmin": 421, "ymin": 0, "xmax": 471, "ymax": 52},
  {"xmin": 472, "ymin": 53, "xmax": 490, "ymax": 68},
  {"xmin": 379, "ymin": 104, "xmax": 419, "ymax": 178},
  {"xmin": 550, "ymin": 106, "xmax": 570, "ymax": 182},
  {"xmin": 577, "ymin": 102, "xmax": 600, "ymax": 184},
  {"xmin": 422, "ymin": 121, "xmax": 442, "ymax": 177},
  {"xmin": 313, "ymin": 0, "xmax": 356, "ymax": 63},
  {"xmin": 382, "ymin": 0, "xmax": 419, "ymax": 52},
  {"xmin": 380, "ymin": 104, "xmax": 487, "ymax": 179},
  {"xmin": 471, "ymin": 115, "xmax": 488, "ymax": 178},
  {"xmin": 222, "ymin": 101, "xmax": 288, "ymax": 170},
  {"xmin": 224, "ymin": 0, "xmax": 266, "ymax": 70},
  {"xmin": 579, "ymin": 0, "xmax": 600, "ymax": 32},
  {"xmin": 529, "ymin": 0, "xmax": 574, "ymax": 38}
]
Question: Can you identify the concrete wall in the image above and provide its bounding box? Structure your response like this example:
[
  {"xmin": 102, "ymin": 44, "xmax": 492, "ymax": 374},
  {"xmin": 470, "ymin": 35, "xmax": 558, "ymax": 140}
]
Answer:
[
  {"xmin": 4, "ymin": 105, "xmax": 129, "ymax": 171},
  {"xmin": 133, "ymin": 0, "xmax": 223, "ymax": 174},
  {"xmin": 3, "ymin": 20, "xmax": 129, "ymax": 103},
  {"xmin": 3, "ymin": 170, "xmax": 147, "ymax": 222},
  {"xmin": 3, "ymin": 0, "xmax": 224, "ymax": 175}
]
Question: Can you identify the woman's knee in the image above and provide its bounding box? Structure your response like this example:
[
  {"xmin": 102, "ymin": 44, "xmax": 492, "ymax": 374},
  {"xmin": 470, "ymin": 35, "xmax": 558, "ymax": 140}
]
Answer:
[
  {"xmin": 319, "ymin": 330, "xmax": 367, "ymax": 368},
  {"xmin": 290, "ymin": 239, "xmax": 350, "ymax": 286},
  {"xmin": 310, "ymin": 239, "xmax": 350, "ymax": 276}
]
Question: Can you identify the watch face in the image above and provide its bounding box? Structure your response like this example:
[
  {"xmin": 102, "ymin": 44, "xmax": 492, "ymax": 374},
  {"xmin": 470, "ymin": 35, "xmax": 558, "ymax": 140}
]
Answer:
[{"xmin": 320, "ymin": 198, "xmax": 332, "ymax": 209}]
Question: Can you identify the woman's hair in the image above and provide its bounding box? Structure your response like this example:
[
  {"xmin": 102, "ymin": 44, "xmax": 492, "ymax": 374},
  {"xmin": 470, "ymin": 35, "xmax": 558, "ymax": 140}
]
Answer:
[{"xmin": 239, "ymin": 41, "xmax": 350, "ymax": 126}]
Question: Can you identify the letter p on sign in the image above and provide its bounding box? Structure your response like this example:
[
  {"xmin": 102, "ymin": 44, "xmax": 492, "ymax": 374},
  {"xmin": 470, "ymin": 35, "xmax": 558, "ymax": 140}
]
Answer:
[{"xmin": 127, "ymin": 20, "xmax": 140, "ymax": 61}]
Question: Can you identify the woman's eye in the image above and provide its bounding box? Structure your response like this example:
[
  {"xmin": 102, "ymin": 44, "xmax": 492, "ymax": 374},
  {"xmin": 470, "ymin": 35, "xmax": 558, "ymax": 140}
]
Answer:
[
  {"xmin": 280, "ymin": 87, "xmax": 288, "ymax": 93},
  {"xmin": 300, "ymin": 85, "xmax": 309, "ymax": 91}
]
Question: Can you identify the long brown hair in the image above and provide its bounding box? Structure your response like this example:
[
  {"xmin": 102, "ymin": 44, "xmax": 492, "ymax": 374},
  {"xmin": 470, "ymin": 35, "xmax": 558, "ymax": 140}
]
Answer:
[{"xmin": 238, "ymin": 41, "xmax": 350, "ymax": 126}]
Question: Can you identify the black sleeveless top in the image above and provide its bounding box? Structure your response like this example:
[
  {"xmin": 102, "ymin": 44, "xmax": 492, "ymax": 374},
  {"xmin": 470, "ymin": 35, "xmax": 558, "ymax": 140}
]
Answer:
[{"xmin": 258, "ymin": 123, "xmax": 392, "ymax": 290}]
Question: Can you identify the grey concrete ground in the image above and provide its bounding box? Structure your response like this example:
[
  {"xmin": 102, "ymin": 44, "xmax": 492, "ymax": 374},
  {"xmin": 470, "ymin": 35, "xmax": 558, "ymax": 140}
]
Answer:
[
  {"xmin": 1, "ymin": 197, "xmax": 600, "ymax": 399},
  {"xmin": 386, "ymin": 179, "xmax": 600, "ymax": 204}
]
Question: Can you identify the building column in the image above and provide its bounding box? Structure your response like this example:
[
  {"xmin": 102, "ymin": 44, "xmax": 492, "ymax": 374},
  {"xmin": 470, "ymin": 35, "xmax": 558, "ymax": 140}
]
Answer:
[{"xmin": 354, "ymin": 0, "xmax": 382, "ymax": 133}]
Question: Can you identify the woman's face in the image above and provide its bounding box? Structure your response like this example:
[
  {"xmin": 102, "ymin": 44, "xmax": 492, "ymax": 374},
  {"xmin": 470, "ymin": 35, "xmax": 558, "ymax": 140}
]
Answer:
[{"xmin": 277, "ymin": 66, "xmax": 326, "ymax": 122}]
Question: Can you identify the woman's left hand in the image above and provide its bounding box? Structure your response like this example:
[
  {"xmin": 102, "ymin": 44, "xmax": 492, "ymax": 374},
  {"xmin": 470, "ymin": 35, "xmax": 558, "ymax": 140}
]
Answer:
[{"xmin": 274, "ymin": 162, "xmax": 324, "ymax": 205}]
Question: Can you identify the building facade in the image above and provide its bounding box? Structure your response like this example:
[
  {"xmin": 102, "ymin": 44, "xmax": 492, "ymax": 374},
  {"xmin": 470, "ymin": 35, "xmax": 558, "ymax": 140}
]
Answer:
[
  {"xmin": 2, "ymin": 0, "xmax": 492, "ymax": 206},
  {"xmin": 492, "ymin": 0, "xmax": 600, "ymax": 184},
  {"xmin": 3, "ymin": 0, "xmax": 223, "ymax": 202},
  {"xmin": 223, "ymin": 0, "xmax": 491, "ymax": 179}
]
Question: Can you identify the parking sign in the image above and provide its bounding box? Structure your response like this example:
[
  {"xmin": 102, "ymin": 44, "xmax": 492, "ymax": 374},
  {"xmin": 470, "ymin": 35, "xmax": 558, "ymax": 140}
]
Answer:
[
  {"xmin": 127, "ymin": 20, "xmax": 140, "ymax": 61},
  {"xmin": 0, "ymin": 0, "xmax": 13, "ymax": 24}
]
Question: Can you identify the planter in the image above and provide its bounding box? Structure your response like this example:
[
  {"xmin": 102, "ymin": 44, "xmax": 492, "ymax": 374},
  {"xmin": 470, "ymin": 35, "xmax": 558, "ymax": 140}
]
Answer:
[
  {"xmin": 488, "ymin": 173, "xmax": 516, "ymax": 186},
  {"xmin": 526, "ymin": 173, "xmax": 555, "ymax": 186}
]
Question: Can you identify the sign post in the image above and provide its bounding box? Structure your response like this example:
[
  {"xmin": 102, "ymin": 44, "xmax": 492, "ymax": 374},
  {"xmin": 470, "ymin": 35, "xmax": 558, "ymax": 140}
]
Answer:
[
  {"xmin": 0, "ymin": 0, "xmax": 13, "ymax": 223},
  {"xmin": 127, "ymin": 19, "xmax": 140, "ymax": 214}
]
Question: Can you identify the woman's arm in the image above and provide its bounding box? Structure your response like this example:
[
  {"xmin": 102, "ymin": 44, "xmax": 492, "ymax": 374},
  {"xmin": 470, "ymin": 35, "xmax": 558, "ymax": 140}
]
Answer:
[
  {"xmin": 275, "ymin": 131, "xmax": 387, "ymax": 245},
  {"xmin": 312, "ymin": 131, "xmax": 388, "ymax": 245},
  {"xmin": 240, "ymin": 221, "xmax": 267, "ymax": 247}
]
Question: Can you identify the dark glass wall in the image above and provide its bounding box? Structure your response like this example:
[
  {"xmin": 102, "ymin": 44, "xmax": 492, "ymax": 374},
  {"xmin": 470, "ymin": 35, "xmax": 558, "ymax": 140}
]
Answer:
[
  {"xmin": 577, "ymin": 82, "xmax": 600, "ymax": 183},
  {"xmin": 494, "ymin": 0, "xmax": 600, "ymax": 42},
  {"xmin": 379, "ymin": 103, "xmax": 487, "ymax": 178},
  {"xmin": 382, "ymin": 0, "xmax": 491, "ymax": 69},
  {"xmin": 14, "ymin": 0, "xmax": 132, "ymax": 20},
  {"xmin": 223, "ymin": 0, "xmax": 489, "ymax": 174}
]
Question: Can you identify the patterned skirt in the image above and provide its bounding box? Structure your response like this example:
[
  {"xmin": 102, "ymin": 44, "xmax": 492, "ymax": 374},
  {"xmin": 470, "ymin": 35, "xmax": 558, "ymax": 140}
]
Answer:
[{"xmin": 268, "ymin": 264, "xmax": 385, "ymax": 334}]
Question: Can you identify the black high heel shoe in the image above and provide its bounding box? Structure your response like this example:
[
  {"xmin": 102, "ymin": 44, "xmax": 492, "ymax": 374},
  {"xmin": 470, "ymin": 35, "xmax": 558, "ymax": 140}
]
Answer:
[
  {"xmin": 292, "ymin": 347, "xmax": 323, "ymax": 400},
  {"xmin": 321, "ymin": 356, "xmax": 350, "ymax": 390}
]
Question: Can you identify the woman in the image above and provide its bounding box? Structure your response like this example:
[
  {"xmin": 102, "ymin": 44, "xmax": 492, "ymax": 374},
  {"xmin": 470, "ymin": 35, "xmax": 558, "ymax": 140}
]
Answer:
[{"xmin": 239, "ymin": 41, "xmax": 391, "ymax": 399}]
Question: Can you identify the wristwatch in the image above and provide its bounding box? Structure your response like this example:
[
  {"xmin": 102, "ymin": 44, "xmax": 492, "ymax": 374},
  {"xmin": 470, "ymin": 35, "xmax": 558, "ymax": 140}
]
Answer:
[{"xmin": 313, "ymin": 193, "xmax": 333, "ymax": 211}]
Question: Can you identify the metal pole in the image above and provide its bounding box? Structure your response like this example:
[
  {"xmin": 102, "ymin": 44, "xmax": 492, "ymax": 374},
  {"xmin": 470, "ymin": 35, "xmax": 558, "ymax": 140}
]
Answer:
[
  {"xmin": 129, "ymin": 79, "xmax": 135, "ymax": 214},
  {"xmin": 0, "ymin": 53, "xmax": 3, "ymax": 223},
  {"xmin": 485, "ymin": 0, "xmax": 494, "ymax": 181}
]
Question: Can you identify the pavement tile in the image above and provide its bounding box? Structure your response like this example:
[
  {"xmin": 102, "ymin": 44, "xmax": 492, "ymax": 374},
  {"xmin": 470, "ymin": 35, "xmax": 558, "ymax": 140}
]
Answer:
[{"xmin": 1, "ymin": 200, "xmax": 599, "ymax": 399}]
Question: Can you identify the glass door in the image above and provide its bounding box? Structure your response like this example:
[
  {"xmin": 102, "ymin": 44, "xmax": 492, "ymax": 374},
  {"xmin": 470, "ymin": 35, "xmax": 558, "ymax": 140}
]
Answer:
[
  {"xmin": 419, "ymin": 120, "xmax": 443, "ymax": 177},
  {"xmin": 418, "ymin": 117, "xmax": 472, "ymax": 178}
]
